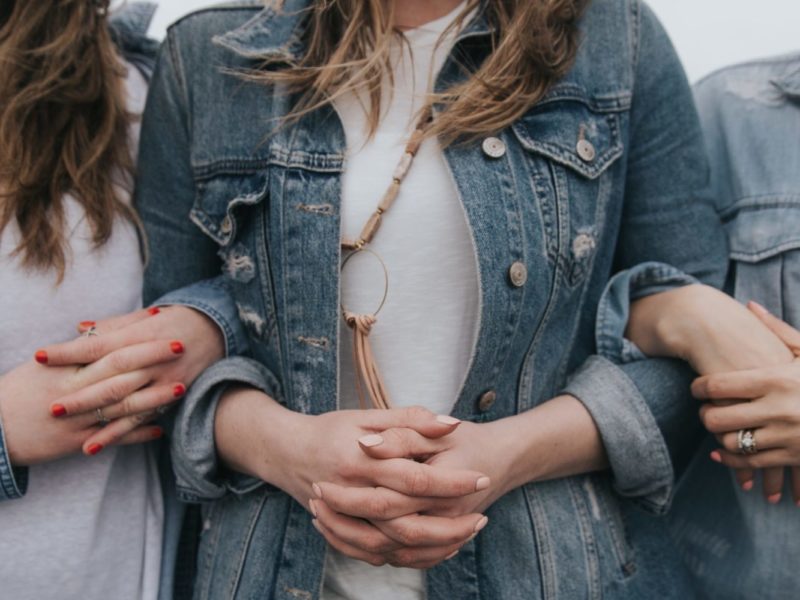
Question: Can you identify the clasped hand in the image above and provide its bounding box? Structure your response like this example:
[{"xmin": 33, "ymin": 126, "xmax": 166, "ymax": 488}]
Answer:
[{"xmin": 302, "ymin": 410, "xmax": 506, "ymax": 569}]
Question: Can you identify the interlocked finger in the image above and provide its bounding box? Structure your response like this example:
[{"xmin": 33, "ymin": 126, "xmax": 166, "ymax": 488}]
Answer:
[
  {"xmin": 51, "ymin": 370, "xmax": 151, "ymax": 417},
  {"xmin": 69, "ymin": 339, "xmax": 184, "ymax": 392},
  {"xmin": 99, "ymin": 382, "xmax": 186, "ymax": 421},
  {"xmin": 371, "ymin": 511, "xmax": 487, "ymax": 548},
  {"xmin": 364, "ymin": 458, "xmax": 489, "ymax": 498},
  {"xmin": 82, "ymin": 412, "xmax": 163, "ymax": 455},
  {"xmin": 314, "ymin": 482, "xmax": 450, "ymax": 520},
  {"xmin": 311, "ymin": 498, "xmax": 403, "ymax": 555}
]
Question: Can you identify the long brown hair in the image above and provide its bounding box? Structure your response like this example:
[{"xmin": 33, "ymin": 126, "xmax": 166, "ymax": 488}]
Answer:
[
  {"xmin": 250, "ymin": 0, "xmax": 588, "ymax": 144},
  {"xmin": 0, "ymin": 0, "xmax": 141, "ymax": 281}
]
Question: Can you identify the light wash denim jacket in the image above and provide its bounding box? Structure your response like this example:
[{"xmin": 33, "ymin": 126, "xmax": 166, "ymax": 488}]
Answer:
[
  {"xmin": 667, "ymin": 54, "xmax": 800, "ymax": 600},
  {"xmin": 136, "ymin": 1, "xmax": 728, "ymax": 598}
]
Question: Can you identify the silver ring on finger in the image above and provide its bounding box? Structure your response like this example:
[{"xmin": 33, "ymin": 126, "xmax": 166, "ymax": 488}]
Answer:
[
  {"xmin": 156, "ymin": 405, "xmax": 170, "ymax": 416},
  {"xmin": 81, "ymin": 326, "xmax": 99, "ymax": 337},
  {"xmin": 96, "ymin": 407, "xmax": 110, "ymax": 425},
  {"xmin": 737, "ymin": 428, "xmax": 758, "ymax": 455}
]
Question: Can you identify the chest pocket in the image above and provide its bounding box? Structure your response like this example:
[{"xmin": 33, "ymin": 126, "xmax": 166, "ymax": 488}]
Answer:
[
  {"xmin": 725, "ymin": 201, "xmax": 800, "ymax": 326},
  {"xmin": 511, "ymin": 97, "xmax": 625, "ymax": 286},
  {"xmin": 191, "ymin": 169, "xmax": 280, "ymax": 344}
]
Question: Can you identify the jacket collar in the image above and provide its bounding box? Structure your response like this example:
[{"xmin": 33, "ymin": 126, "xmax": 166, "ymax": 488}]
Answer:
[
  {"xmin": 214, "ymin": 0, "xmax": 493, "ymax": 61},
  {"xmin": 771, "ymin": 58, "xmax": 800, "ymax": 99}
]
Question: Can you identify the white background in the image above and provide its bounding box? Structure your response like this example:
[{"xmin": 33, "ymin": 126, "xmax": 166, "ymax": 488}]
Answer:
[{"xmin": 146, "ymin": 1, "xmax": 799, "ymax": 82}]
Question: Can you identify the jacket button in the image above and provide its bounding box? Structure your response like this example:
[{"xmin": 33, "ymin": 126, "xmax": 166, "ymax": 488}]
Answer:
[
  {"xmin": 477, "ymin": 390, "xmax": 497, "ymax": 412},
  {"xmin": 220, "ymin": 216, "xmax": 233, "ymax": 234},
  {"xmin": 576, "ymin": 139, "xmax": 596, "ymax": 162},
  {"xmin": 482, "ymin": 137, "xmax": 506, "ymax": 158},
  {"xmin": 508, "ymin": 261, "xmax": 527, "ymax": 287}
]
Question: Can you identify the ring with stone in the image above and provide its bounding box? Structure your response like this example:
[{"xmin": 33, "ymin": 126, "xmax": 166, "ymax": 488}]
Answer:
[
  {"xmin": 96, "ymin": 407, "xmax": 110, "ymax": 425},
  {"xmin": 82, "ymin": 326, "xmax": 99, "ymax": 337},
  {"xmin": 737, "ymin": 429, "xmax": 758, "ymax": 455}
]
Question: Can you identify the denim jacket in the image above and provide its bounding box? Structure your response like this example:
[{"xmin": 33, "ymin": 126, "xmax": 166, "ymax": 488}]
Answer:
[
  {"xmin": 136, "ymin": 1, "xmax": 727, "ymax": 598},
  {"xmin": 670, "ymin": 54, "xmax": 800, "ymax": 600}
]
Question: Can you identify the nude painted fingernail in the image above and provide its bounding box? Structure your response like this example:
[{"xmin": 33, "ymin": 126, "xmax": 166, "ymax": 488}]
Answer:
[
  {"xmin": 173, "ymin": 383, "xmax": 186, "ymax": 398},
  {"xmin": 709, "ymin": 451, "xmax": 722, "ymax": 463},
  {"xmin": 312, "ymin": 482, "xmax": 322, "ymax": 498},
  {"xmin": 436, "ymin": 415, "xmax": 461, "ymax": 425},
  {"xmin": 148, "ymin": 307, "xmax": 161, "ymax": 316},
  {"xmin": 475, "ymin": 476, "xmax": 490, "ymax": 491},
  {"xmin": 748, "ymin": 301, "xmax": 769, "ymax": 316},
  {"xmin": 79, "ymin": 320, "xmax": 96, "ymax": 330},
  {"xmin": 473, "ymin": 516, "xmax": 489, "ymax": 533},
  {"xmin": 311, "ymin": 519, "xmax": 322, "ymax": 533},
  {"xmin": 87, "ymin": 443, "xmax": 103, "ymax": 456},
  {"xmin": 51, "ymin": 404, "xmax": 67, "ymax": 417},
  {"xmin": 170, "ymin": 341, "xmax": 184, "ymax": 354},
  {"xmin": 308, "ymin": 498, "xmax": 318, "ymax": 517},
  {"xmin": 358, "ymin": 434, "xmax": 384, "ymax": 447},
  {"xmin": 151, "ymin": 427, "xmax": 164, "ymax": 439},
  {"xmin": 34, "ymin": 350, "xmax": 48, "ymax": 364},
  {"xmin": 742, "ymin": 480, "xmax": 754, "ymax": 492},
  {"xmin": 768, "ymin": 493, "xmax": 782, "ymax": 505},
  {"xmin": 445, "ymin": 550, "xmax": 459, "ymax": 560}
]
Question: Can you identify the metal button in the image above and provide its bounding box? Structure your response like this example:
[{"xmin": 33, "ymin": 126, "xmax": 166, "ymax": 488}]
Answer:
[
  {"xmin": 220, "ymin": 216, "xmax": 233, "ymax": 234},
  {"xmin": 576, "ymin": 139, "xmax": 596, "ymax": 162},
  {"xmin": 508, "ymin": 261, "xmax": 528, "ymax": 287},
  {"xmin": 477, "ymin": 390, "xmax": 497, "ymax": 412},
  {"xmin": 482, "ymin": 137, "xmax": 506, "ymax": 159},
  {"xmin": 572, "ymin": 233, "xmax": 597, "ymax": 260}
]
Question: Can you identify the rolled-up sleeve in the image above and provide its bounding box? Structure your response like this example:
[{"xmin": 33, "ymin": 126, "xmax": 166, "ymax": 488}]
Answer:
[
  {"xmin": 0, "ymin": 413, "xmax": 27, "ymax": 501},
  {"xmin": 171, "ymin": 357, "xmax": 283, "ymax": 503},
  {"xmin": 561, "ymin": 4, "xmax": 727, "ymax": 514}
]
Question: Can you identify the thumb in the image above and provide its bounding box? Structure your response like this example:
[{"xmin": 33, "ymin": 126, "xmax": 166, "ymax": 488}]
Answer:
[{"xmin": 748, "ymin": 302, "xmax": 800, "ymax": 355}]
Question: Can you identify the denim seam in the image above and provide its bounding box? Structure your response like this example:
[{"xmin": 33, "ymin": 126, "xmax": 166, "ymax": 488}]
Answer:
[{"xmin": 0, "ymin": 411, "xmax": 24, "ymax": 500}]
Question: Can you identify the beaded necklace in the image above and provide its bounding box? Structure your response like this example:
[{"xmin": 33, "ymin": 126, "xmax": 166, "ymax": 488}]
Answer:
[{"xmin": 340, "ymin": 105, "xmax": 434, "ymax": 410}]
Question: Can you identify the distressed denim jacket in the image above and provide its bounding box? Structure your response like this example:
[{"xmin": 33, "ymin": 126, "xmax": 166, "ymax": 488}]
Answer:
[{"xmin": 137, "ymin": 1, "xmax": 728, "ymax": 598}]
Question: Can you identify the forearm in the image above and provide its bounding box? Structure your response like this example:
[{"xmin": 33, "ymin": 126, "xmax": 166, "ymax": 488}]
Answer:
[
  {"xmin": 627, "ymin": 284, "xmax": 792, "ymax": 373},
  {"xmin": 495, "ymin": 395, "xmax": 608, "ymax": 494}
]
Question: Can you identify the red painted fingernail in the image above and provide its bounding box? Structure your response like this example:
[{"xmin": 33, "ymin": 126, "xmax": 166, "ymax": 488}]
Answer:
[
  {"xmin": 148, "ymin": 307, "xmax": 161, "ymax": 316},
  {"xmin": 34, "ymin": 350, "xmax": 48, "ymax": 364},
  {"xmin": 710, "ymin": 451, "xmax": 722, "ymax": 463},
  {"xmin": 87, "ymin": 443, "xmax": 103, "ymax": 456},
  {"xmin": 173, "ymin": 383, "xmax": 186, "ymax": 398},
  {"xmin": 742, "ymin": 480, "xmax": 754, "ymax": 491},
  {"xmin": 79, "ymin": 320, "xmax": 96, "ymax": 330},
  {"xmin": 51, "ymin": 404, "xmax": 67, "ymax": 417},
  {"xmin": 768, "ymin": 493, "xmax": 782, "ymax": 504},
  {"xmin": 151, "ymin": 427, "xmax": 164, "ymax": 439},
  {"xmin": 170, "ymin": 341, "xmax": 184, "ymax": 354}
]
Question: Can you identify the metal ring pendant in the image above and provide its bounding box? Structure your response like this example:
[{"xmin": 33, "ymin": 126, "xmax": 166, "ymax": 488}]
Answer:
[{"xmin": 339, "ymin": 247, "xmax": 389, "ymax": 317}]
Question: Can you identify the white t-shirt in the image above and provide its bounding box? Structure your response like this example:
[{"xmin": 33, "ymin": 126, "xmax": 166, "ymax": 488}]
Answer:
[
  {"xmin": 327, "ymin": 3, "xmax": 479, "ymax": 598},
  {"xmin": 0, "ymin": 63, "xmax": 163, "ymax": 600}
]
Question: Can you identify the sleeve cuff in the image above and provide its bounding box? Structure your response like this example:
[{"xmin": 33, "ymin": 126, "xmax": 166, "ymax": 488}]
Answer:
[
  {"xmin": 562, "ymin": 355, "xmax": 673, "ymax": 514},
  {"xmin": 152, "ymin": 277, "xmax": 250, "ymax": 358},
  {"xmin": 0, "ymin": 411, "xmax": 27, "ymax": 501},
  {"xmin": 170, "ymin": 356, "xmax": 282, "ymax": 503},
  {"xmin": 596, "ymin": 262, "xmax": 699, "ymax": 364}
]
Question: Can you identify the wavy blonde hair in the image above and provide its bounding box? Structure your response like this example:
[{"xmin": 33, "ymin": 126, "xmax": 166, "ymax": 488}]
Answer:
[
  {"xmin": 0, "ymin": 0, "xmax": 142, "ymax": 281},
  {"xmin": 250, "ymin": 0, "xmax": 588, "ymax": 144}
]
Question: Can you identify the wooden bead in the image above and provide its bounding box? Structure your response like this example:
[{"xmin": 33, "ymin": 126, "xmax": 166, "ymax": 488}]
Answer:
[
  {"xmin": 379, "ymin": 181, "xmax": 401, "ymax": 213},
  {"xmin": 341, "ymin": 238, "xmax": 359, "ymax": 250},
  {"xmin": 405, "ymin": 129, "xmax": 425, "ymax": 156},
  {"xmin": 392, "ymin": 152, "xmax": 414, "ymax": 182},
  {"xmin": 359, "ymin": 212, "xmax": 382, "ymax": 244}
]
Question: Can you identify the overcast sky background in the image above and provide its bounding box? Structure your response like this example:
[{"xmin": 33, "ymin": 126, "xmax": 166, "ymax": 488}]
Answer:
[{"xmin": 147, "ymin": 1, "xmax": 799, "ymax": 82}]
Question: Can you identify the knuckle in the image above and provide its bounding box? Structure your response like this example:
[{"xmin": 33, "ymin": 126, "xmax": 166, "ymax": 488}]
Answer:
[
  {"xmin": 704, "ymin": 378, "xmax": 724, "ymax": 398},
  {"xmin": 84, "ymin": 337, "xmax": 108, "ymax": 363},
  {"xmin": 364, "ymin": 534, "xmax": 393, "ymax": 554},
  {"xmin": 404, "ymin": 467, "xmax": 431, "ymax": 496},
  {"xmin": 702, "ymin": 411, "xmax": 723, "ymax": 432},
  {"xmin": 366, "ymin": 494, "xmax": 392, "ymax": 520},
  {"xmin": 108, "ymin": 351, "xmax": 132, "ymax": 373},
  {"xmin": 392, "ymin": 521, "xmax": 423, "ymax": 546},
  {"xmin": 405, "ymin": 405, "xmax": 432, "ymax": 422}
]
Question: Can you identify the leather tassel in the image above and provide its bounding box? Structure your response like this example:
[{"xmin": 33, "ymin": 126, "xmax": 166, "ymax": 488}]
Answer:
[{"xmin": 344, "ymin": 312, "xmax": 391, "ymax": 409}]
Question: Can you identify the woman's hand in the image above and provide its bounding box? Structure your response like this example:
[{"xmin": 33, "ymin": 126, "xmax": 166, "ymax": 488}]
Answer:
[
  {"xmin": 35, "ymin": 305, "xmax": 224, "ymax": 451},
  {"xmin": 311, "ymin": 394, "xmax": 606, "ymax": 567},
  {"xmin": 0, "ymin": 357, "xmax": 167, "ymax": 466},
  {"xmin": 692, "ymin": 302, "xmax": 800, "ymax": 505},
  {"xmin": 214, "ymin": 389, "xmax": 491, "ymax": 568}
]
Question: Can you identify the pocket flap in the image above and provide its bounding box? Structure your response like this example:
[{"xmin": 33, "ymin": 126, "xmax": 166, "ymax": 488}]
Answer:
[
  {"xmin": 511, "ymin": 99, "xmax": 624, "ymax": 179},
  {"xmin": 191, "ymin": 171, "xmax": 270, "ymax": 246},
  {"xmin": 725, "ymin": 201, "xmax": 800, "ymax": 262}
]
